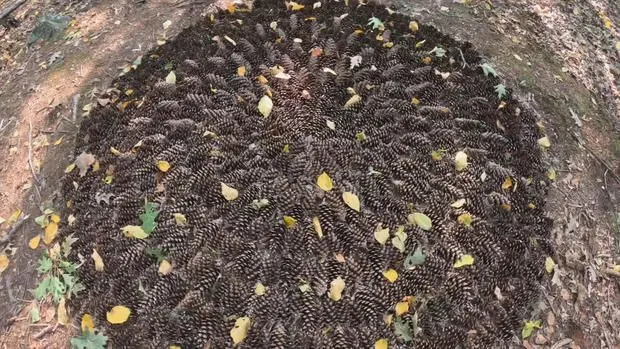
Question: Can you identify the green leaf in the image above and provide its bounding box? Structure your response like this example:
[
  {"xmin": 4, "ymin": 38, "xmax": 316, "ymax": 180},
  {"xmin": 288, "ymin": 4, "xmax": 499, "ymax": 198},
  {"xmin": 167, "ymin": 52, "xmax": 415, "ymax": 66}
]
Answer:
[
  {"xmin": 480, "ymin": 63, "xmax": 497, "ymax": 77},
  {"xmin": 49, "ymin": 276, "xmax": 66, "ymax": 303},
  {"xmin": 404, "ymin": 246, "xmax": 426, "ymax": 268},
  {"xmin": 70, "ymin": 330, "xmax": 109, "ymax": 349},
  {"xmin": 70, "ymin": 282, "xmax": 85, "ymax": 297},
  {"xmin": 494, "ymin": 84, "xmax": 507, "ymax": 99},
  {"xmin": 430, "ymin": 47, "xmax": 446, "ymax": 57},
  {"xmin": 37, "ymin": 255, "xmax": 53, "ymax": 274},
  {"xmin": 521, "ymin": 320, "xmax": 541, "ymax": 339},
  {"xmin": 393, "ymin": 316, "xmax": 413, "ymax": 342},
  {"xmin": 62, "ymin": 233, "xmax": 79, "ymax": 258},
  {"xmin": 30, "ymin": 306, "xmax": 41, "ymax": 323},
  {"xmin": 34, "ymin": 214, "xmax": 49, "ymax": 228},
  {"xmin": 408, "ymin": 212, "xmax": 432, "ymax": 231},
  {"xmin": 145, "ymin": 247, "xmax": 168, "ymax": 263},
  {"xmin": 34, "ymin": 276, "xmax": 52, "ymax": 300},
  {"xmin": 355, "ymin": 131, "xmax": 367, "ymax": 142},
  {"xmin": 62, "ymin": 273, "xmax": 75, "ymax": 290},
  {"xmin": 139, "ymin": 201, "xmax": 159, "ymax": 234},
  {"xmin": 367, "ymin": 17, "xmax": 385, "ymax": 30},
  {"xmin": 59, "ymin": 260, "xmax": 77, "ymax": 274}
]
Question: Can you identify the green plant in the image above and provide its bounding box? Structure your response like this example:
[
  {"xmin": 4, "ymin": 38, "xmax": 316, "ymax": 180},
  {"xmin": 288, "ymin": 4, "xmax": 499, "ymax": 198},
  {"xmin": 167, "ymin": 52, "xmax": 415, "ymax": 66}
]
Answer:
[
  {"xmin": 70, "ymin": 329, "xmax": 108, "ymax": 349},
  {"xmin": 33, "ymin": 236, "xmax": 84, "ymax": 303}
]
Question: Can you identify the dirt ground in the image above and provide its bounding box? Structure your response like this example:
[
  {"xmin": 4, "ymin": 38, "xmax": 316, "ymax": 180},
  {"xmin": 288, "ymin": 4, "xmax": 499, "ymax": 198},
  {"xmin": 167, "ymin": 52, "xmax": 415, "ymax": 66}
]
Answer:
[{"xmin": 0, "ymin": 0, "xmax": 618, "ymax": 348}]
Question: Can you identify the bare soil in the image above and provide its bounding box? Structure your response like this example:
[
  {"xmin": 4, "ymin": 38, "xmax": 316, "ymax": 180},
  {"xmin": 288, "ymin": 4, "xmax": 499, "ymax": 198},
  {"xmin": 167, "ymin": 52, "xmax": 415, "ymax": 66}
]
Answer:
[{"xmin": 0, "ymin": 0, "xmax": 617, "ymax": 348}]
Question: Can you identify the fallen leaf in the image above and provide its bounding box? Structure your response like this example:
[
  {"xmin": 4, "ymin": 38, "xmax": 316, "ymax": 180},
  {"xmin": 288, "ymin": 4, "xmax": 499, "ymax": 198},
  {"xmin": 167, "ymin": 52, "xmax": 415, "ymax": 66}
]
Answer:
[
  {"xmin": 227, "ymin": 3, "xmax": 236, "ymax": 13},
  {"xmin": 411, "ymin": 97, "xmax": 420, "ymax": 105},
  {"xmin": 283, "ymin": 215, "xmax": 297, "ymax": 229},
  {"xmin": 334, "ymin": 253, "xmax": 346, "ymax": 263},
  {"xmin": 92, "ymin": 249, "xmax": 104, "ymax": 272},
  {"xmin": 258, "ymin": 95, "xmax": 273, "ymax": 118},
  {"xmin": 404, "ymin": 246, "xmax": 426, "ymax": 268},
  {"xmin": 0, "ymin": 254, "xmax": 9, "ymax": 274},
  {"xmin": 255, "ymin": 282, "xmax": 266, "ymax": 296},
  {"xmin": 121, "ymin": 225, "xmax": 149, "ymax": 239},
  {"xmin": 29, "ymin": 236, "xmax": 41, "ymax": 249},
  {"xmin": 521, "ymin": 320, "xmax": 541, "ymax": 339},
  {"xmin": 289, "ymin": 1, "xmax": 305, "ymax": 10},
  {"xmin": 166, "ymin": 71, "xmax": 177, "ymax": 84},
  {"xmin": 328, "ymin": 277, "xmax": 345, "ymax": 301},
  {"xmin": 44, "ymin": 222, "xmax": 59, "ymax": 245},
  {"xmin": 457, "ymin": 213, "xmax": 472, "ymax": 227},
  {"xmin": 391, "ymin": 236, "xmax": 406, "ymax": 253},
  {"xmin": 545, "ymin": 257, "xmax": 555, "ymax": 273},
  {"xmin": 395, "ymin": 300, "xmax": 409, "ymax": 316},
  {"xmin": 173, "ymin": 213, "xmax": 187, "ymax": 226},
  {"xmin": 312, "ymin": 217, "xmax": 324, "ymax": 239},
  {"xmin": 159, "ymin": 260, "xmax": 172, "ymax": 275},
  {"xmin": 57, "ymin": 298, "xmax": 69, "ymax": 325},
  {"xmin": 343, "ymin": 94, "xmax": 362, "ymax": 109},
  {"xmin": 502, "ymin": 177, "xmax": 513, "ymax": 190},
  {"xmin": 221, "ymin": 183, "xmax": 239, "ymax": 201},
  {"xmin": 375, "ymin": 338, "xmax": 389, "ymax": 349},
  {"xmin": 81, "ymin": 313, "xmax": 94, "ymax": 333},
  {"xmin": 326, "ymin": 119, "xmax": 336, "ymax": 130},
  {"xmin": 455, "ymin": 151, "xmax": 468, "ymax": 171},
  {"xmin": 537, "ymin": 136, "xmax": 551, "ymax": 148},
  {"xmin": 383, "ymin": 269, "xmax": 398, "ymax": 283},
  {"xmin": 74, "ymin": 152, "xmax": 95, "ymax": 176},
  {"xmin": 453, "ymin": 254, "xmax": 475, "ymax": 268},
  {"xmin": 274, "ymin": 72, "xmax": 291, "ymax": 80},
  {"xmin": 107, "ymin": 306, "xmax": 131, "ymax": 324},
  {"xmin": 156, "ymin": 160, "xmax": 171, "ymax": 172},
  {"xmin": 162, "ymin": 19, "xmax": 172, "ymax": 30},
  {"xmin": 317, "ymin": 172, "xmax": 334, "ymax": 191},
  {"xmin": 341, "ymin": 192, "xmax": 360, "ymax": 212},
  {"xmin": 408, "ymin": 212, "xmax": 432, "ymax": 231},
  {"xmin": 374, "ymin": 226, "xmax": 389, "ymax": 245},
  {"xmin": 547, "ymin": 168, "xmax": 556, "ymax": 181},
  {"xmin": 53, "ymin": 137, "xmax": 63, "ymax": 145},
  {"xmin": 409, "ymin": 21, "xmax": 418, "ymax": 32},
  {"xmin": 230, "ymin": 316, "xmax": 251, "ymax": 344},
  {"xmin": 451, "ymin": 199, "xmax": 466, "ymax": 208}
]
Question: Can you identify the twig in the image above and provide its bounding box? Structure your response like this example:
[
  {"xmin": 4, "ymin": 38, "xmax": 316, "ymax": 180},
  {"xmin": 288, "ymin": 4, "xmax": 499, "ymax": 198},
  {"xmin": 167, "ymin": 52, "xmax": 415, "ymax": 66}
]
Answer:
[
  {"xmin": 457, "ymin": 48, "xmax": 468, "ymax": 69},
  {"xmin": 0, "ymin": 214, "xmax": 30, "ymax": 245},
  {"xmin": 572, "ymin": 132, "xmax": 620, "ymax": 183},
  {"xmin": 71, "ymin": 93, "xmax": 80, "ymax": 123},
  {"xmin": 33, "ymin": 323, "xmax": 57, "ymax": 340},
  {"xmin": 550, "ymin": 338, "xmax": 573, "ymax": 349}
]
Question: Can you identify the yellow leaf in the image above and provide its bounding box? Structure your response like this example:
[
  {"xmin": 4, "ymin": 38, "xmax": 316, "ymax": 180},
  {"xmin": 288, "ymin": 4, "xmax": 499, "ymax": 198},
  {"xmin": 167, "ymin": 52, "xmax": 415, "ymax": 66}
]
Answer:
[
  {"xmin": 226, "ymin": 3, "xmax": 236, "ymax": 13},
  {"xmin": 289, "ymin": 1, "xmax": 305, "ymax": 10},
  {"xmin": 408, "ymin": 212, "xmax": 432, "ymax": 231},
  {"xmin": 104, "ymin": 175, "xmax": 114, "ymax": 184},
  {"xmin": 230, "ymin": 316, "xmax": 251, "ymax": 344},
  {"xmin": 258, "ymin": 95, "xmax": 273, "ymax": 118},
  {"xmin": 411, "ymin": 97, "xmax": 420, "ymax": 105},
  {"xmin": 457, "ymin": 213, "xmax": 473, "ymax": 227},
  {"xmin": 255, "ymin": 282, "xmax": 266, "ymax": 296},
  {"xmin": 166, "ymin": 71, "xmax": 177, "ymax": 84},
  {"xmin": 173, "ymin": 213, "xmax": 187, "ymax": 226},
  {"xmin": 528, "ymin": 203, "xmax": 536, "ymax": 209},
  {"xmin": 612, "ymin": 265, "xmax": 620, "ymax": 273},
  {"xmin": 106, "ymin": 305, "xmax": 131, "ymax": 324},
  {"xmin": 342, "ymin": 192, "xmax": 360, "ymax": 212},
  {"xmin": 110, "ymin": 147, "xmax": 121, "ymax": 156},
  {"xmin": 92, "ymin": 161, "xmax": 100, "ymax": 172},
  {"xmin": 81, "ymin": 313, "xmax": 94, "ymax": 333},
  {"xmin": 537, "ymin": 136, "xmax": 551, "ymax": 148},
  {"xmin": 375, "ymin": 338, "xmax": 389, "ymax": 349},
  {"xmin": 328, "ymin": 276, "xmax": 345, "ymax": 301},
  {"xmin": 395, "ymin": 300, "xmax": 409, "ymax": 316},
  {"xmin": 44, "ymin": 222, "xmax": 59, "ymax": 245},
  {"xmin": 374, "ymin": 226, "xmax": 389, "ymax": 245},
  {"xmin": 64, "ymin": 163, "xmax": 76, "ymax": 173},
  {"xmin": 0, "ymin": 254, "xmax": 9, "ymax": 274},
  {"xmin": 502, "ymin": 177, "xmax": 513, "ymax": 190},
  {"xmin": 547, "ymin": 168, "xmax": 556, "ymax": 181},
  {"xmin": 125, "ymin": 89, "xmax": 134, "ymax": 96},
  {"xmin": 312, "ymin": 217, "xmax": 324, "ymax": 239},
  {"xmin": 283, "ymin": 215, "xmax": 297, "ymax": 229},
  {"xmin": 159, "ymin": 260, "xmax": 172, "ymax": 275},
  {"xmin": 257, "ymin": 75, "xmax": 268, "ymax": 85},
  {"xmin": 545, "ymin": 257, "xmax": 555, "ymax": 273},
  {"xmin": 50, "ymin": 214, "xmax": 60, "ymax": 223},
  {"xmin": 92, "ymin": 249, "xmax": 105, "ymax": 272},
  {"xmin": 409, "ymin": 21, "xmax": 419, "ymax": 32},
  {"xmin": 156, "ymin": 160, "xmax": 171, "ymax": 172},
  {"xmin": 8, "ymin": 209, "xmax": 21, "ymax": 223},
  {"xmin": 53, "ymin": 136, "xmax": 64, "ymax": 145},
  {"xmin": 237, "ymin": 66, "xmax": 246, "ymax": 76},
  {"xmin": 343, "ymin": 94, "xmax": 362, "ymax": 109},
  {"xmin": 455, "ymin": 151, "xmax": 468, "ymax": 171},
  {"xmin": 57, "ymin": 297, "xmax": 69, "ymax": 325},
  {"xmin": 221, "ymin": 183, "xmax": 239, "ymax": 201},
  {"xmin": 382, "ymin": 269, "xmax": 398, "ymax": 283},
  {"xmin": 169, "ymin": 346, "xmax": 181, "ymax": 349},
  {"xmin": 451, "ymin": 199, "xmax": 466, "ymax": 208},
  {"xmin": 454, "ymin": 254, "xmax": 475, "ymax": 268},
  {"xmin": 28, "ymin": 236, "xmax": 41, "ymax": 249},
  {"xmin": 316, "ymin": 172, "xmax": 334, "ymax": 191},
  {"xmin": 501, "ymin": 203, "xmax": 511, "ymax": 211},
  {"xmin": 121, "ymin": 225, "xmax": 149, "ymax": 239}
]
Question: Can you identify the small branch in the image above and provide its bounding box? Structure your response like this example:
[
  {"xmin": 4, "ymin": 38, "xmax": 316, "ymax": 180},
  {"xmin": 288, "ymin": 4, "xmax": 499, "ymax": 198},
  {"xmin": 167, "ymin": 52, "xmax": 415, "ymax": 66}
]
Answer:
[
  {"xmin": 572, "ymin": 132, "xmax": 620, "ymax": 184},
  {"xmin": 457, "ymin": 48, "xmax": 468, "ymax": 69},
  {"xmin": 27, "ymin": 119, "xmax": 42, "ymax": 202}
]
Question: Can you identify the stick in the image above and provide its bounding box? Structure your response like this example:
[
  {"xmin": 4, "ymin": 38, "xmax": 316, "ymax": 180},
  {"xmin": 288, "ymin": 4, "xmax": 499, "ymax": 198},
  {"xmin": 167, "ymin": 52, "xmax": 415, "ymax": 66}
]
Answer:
[
  {"xmin": 572, "ymin": 132, "xmax": 620, "ymax": 183},
  {"xmin": 0, "ymin": 0, "xmax": 26, "ymax": 21},
  {"xmin": 457, "ymin": 48, "xmax": 468, "ymax": 69}
]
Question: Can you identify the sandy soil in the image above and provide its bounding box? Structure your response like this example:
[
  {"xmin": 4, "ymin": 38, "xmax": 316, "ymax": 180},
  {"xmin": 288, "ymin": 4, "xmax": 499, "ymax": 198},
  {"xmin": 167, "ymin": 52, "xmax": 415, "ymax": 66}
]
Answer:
[{"xmin": 0, "ymin": 0, "xmax": 617, "ymax": 347}]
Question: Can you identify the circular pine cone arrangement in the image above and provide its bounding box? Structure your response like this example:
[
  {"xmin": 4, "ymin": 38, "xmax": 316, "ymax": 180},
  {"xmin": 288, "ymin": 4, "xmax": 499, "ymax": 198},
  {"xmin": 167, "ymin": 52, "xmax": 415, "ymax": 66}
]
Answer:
[{"xmin": 61, "ymin": 0, "xmax": 554, "ymax": 348}]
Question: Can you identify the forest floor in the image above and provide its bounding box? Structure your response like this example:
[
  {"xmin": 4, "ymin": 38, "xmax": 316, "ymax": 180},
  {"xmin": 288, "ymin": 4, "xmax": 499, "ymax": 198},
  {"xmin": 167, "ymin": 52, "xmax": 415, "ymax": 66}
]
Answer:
[{"xmin": 0, "ymin": 0, "xmax": 618, "ymax": 348}]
